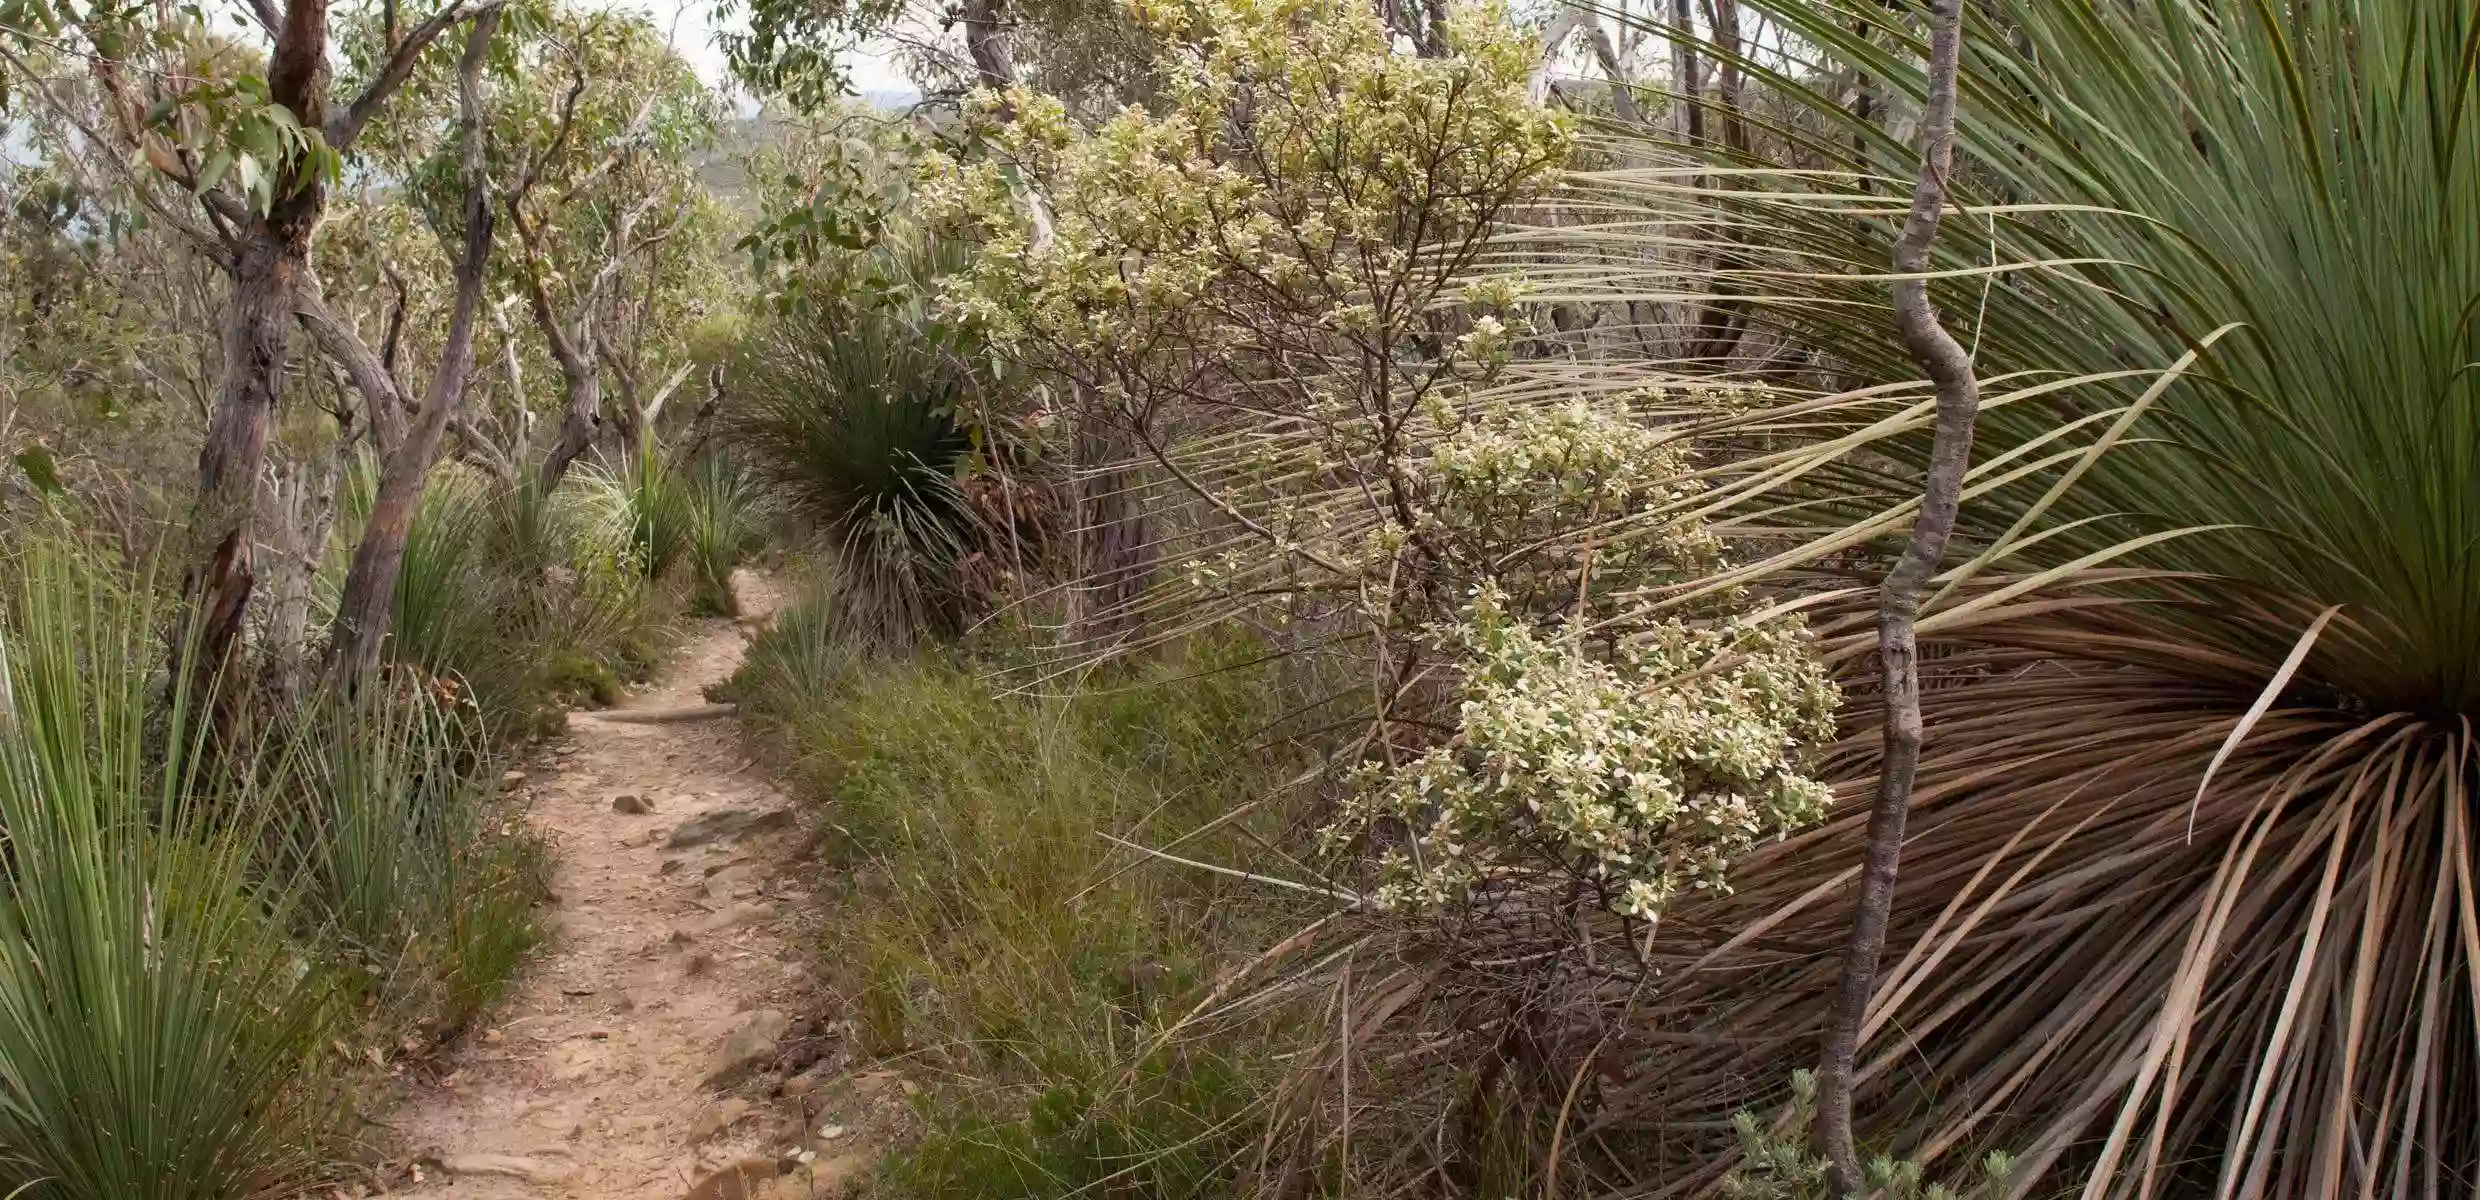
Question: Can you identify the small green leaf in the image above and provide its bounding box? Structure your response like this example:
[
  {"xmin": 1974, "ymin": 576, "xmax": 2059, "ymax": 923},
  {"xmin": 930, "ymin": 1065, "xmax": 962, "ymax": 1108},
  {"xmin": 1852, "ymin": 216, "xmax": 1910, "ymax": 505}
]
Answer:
[
  {"xmin": 13, "ymin": 444, "xmax": 63, "ymax": 497},
  {"xmin": 196, "ymin": 149, "xmax": 234, "ymax": 194}
]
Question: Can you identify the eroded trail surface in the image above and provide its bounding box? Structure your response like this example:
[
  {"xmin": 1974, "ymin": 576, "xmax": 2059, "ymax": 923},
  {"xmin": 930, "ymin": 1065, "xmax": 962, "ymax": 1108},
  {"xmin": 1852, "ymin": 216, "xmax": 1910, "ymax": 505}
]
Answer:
[{"xmin": 398, "ymin": 575, "xmax": 862, "ymax": 1200}]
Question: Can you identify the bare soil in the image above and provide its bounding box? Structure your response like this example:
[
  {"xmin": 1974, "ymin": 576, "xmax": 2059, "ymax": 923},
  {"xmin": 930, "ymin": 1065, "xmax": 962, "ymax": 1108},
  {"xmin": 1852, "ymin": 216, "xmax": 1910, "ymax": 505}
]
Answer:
[{"xmin": 391, "ymin": 573, "xmax": 880, "ymax": 1200}]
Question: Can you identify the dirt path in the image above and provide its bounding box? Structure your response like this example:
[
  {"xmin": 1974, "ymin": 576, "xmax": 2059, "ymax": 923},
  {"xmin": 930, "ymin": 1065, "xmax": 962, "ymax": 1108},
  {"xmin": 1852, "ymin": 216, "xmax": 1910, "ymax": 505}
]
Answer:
[{"xmin": 395, "ymin": 573, "xmax": 861, "ymax": 1200}]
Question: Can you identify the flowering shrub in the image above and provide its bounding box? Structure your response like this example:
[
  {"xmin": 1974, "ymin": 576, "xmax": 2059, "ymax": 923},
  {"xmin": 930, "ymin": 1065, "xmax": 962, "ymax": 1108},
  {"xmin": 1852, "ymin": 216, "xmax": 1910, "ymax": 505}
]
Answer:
[
  {"xmin": 920, "ymin": 0, "xmax": 1836, "ymax": 921},
  {"xmin": 1330, "ymin": 584, "xmax": 1835, "ymax": 916},
  {"xmin": 923, "ymin": 0, "xmax": 1572, "ymax": 394}
]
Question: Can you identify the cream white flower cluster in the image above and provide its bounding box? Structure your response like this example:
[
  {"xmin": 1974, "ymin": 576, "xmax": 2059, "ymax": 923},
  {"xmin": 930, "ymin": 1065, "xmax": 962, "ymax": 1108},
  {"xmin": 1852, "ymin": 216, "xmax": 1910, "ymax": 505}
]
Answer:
[
  {"xmin": 1425, "ymin": 397, "xmax": 1720, "ymax": 584},
  {"xmin": 1330, "ymin": 584, "xmax": 1837, "ymax": 917}
]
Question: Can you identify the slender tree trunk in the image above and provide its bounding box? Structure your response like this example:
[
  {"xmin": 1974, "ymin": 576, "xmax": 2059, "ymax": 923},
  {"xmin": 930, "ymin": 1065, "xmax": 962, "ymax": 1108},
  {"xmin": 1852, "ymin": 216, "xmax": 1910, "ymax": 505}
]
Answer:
[
  {"xmin": 325, "ymin": 9, "xmax": 501, "ymax": 682},
  {"xmin": 1708, "ymin": 0, "xmax": 1747, "ymax": 154},
  {"xmin": 1813, "ymin": 1, "xmax": 1974, "ymax": 1192},
  {"xmin": 1586, "ymin": 21, "xmax": 1640, "ymax": 125},
  {"xmin": 1667, "ymin": 0, "xmax": 1703, "ymax": 145},
  {"xmin": 668, "ymin": 363, "xmax": 726, "ymax": 469},
  {"xmin": 960, "ymin": 0, "xmax": 1015, "ymax": 89},
  {"xmin": 1689, "ymin": 0, "xmax": 1750, "ymax": 364},
  {"xmin": 1066, "ymin": 433, "xmax": 1153, "ymax": 648}
]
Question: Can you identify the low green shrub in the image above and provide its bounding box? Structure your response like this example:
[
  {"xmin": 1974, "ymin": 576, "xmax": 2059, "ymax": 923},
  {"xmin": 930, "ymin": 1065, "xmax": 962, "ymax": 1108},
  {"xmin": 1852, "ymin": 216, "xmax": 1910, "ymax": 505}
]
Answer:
[
  {"xmin": 332, "ymin": 462, "xmax": 678, "ymax": 735},
  {"xmin": 1718, "ymin": 1074, "xmax": 2018, "ymax": 1200},
  {"xmin": 681, "ymin": 452, "xmax": 771, "ymax": 617}
]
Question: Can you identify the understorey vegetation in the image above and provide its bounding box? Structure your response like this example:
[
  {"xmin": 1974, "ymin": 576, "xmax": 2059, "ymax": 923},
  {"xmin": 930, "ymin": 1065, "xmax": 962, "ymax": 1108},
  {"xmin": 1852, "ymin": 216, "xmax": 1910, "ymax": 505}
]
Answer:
[{"xmin": 6, "ymin": 0, "xmax": 2468, "ymax": 1193}]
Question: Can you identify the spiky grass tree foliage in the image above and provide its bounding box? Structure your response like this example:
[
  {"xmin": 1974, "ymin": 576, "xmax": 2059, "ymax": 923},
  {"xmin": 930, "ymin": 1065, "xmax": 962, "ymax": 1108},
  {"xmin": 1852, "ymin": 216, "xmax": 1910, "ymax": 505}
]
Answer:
[
  {"xmin": 331, "ymin": 460, "xmax": 666, "ymax": 727},
  {"xmin": 0, "ymin": 539, "xmax": 338, "ymax": 1198},
  {"xmin": 0, "ymin": 530, "xmax": 549, "ymax": 1195},
  {"xmin": 728, "ymin": 246, "xmax": 982, "ymax": 643},
  {"xmin": 1485, "ymin": 1, "xmax": 2480, "ymax": 1193},
  {"xmin": 280, "ymin": 682, "xmax": 544, "ymax": 1030},
  {"xmin": 681, "ymin": 453, "xmax": 770, "ymax": 616}
]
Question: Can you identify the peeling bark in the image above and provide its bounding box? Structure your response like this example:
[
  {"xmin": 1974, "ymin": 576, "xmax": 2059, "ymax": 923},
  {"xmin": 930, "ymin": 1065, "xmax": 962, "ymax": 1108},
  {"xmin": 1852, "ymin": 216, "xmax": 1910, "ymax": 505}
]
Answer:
[{"xmin": 171, "ymin": 0, "xmax": 499, "ymax": 692}]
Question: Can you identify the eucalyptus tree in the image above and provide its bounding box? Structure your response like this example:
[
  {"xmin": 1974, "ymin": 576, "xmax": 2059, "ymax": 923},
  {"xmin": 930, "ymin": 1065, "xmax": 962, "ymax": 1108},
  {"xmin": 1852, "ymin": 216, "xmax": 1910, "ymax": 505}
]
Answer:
[
  {"xmin": 414, "ymin": 4, "xmax": 727, "ymax": 493},
  {"xmin": 0, "ymin": 0, "xmax": 504, "ymax": 686}
]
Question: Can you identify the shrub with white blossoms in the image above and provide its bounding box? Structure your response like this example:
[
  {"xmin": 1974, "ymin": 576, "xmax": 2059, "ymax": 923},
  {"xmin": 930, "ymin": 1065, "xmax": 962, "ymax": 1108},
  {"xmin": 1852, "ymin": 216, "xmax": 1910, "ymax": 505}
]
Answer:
[
  {"xmin": 916, "ymin": 0, "xmax": 1837, "ymax": 922},
  {"xmin": 1328, "ymin": 584, "xmax": 1837, "ymax": 918},
  {"xmin": 1314, "ymin": 394, "xmax": 1838, "ymax": 919},
  {"xmin": 1419, "ymin": 395, "xmax": 1727, "ymax": 609}
]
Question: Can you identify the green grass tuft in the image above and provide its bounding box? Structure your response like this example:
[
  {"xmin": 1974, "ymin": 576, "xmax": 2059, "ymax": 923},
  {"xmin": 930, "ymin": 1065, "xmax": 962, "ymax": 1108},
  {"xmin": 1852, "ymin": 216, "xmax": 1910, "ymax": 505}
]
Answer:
[{"xmin": 738, "ymin": 611, "xmax": 1326, "ymax": 1200}]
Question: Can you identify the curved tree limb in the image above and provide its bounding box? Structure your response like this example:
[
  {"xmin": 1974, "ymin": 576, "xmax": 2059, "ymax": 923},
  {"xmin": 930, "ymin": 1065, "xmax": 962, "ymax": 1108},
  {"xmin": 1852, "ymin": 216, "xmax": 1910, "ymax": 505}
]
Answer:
[
  {"xmin": 294, "ymin": 277, "xmax": 409, "ymax": 453},
  {"xmin": 325, "ymin": 5, "xmax": 502, "ymax": 681},
  {"xmin": 326, "ymin": 0, "xmax": 507, "ymax": 151},
  {"xmin": 1812, "ymin": 0, "xmax": 1975, "ymax": 1192}
]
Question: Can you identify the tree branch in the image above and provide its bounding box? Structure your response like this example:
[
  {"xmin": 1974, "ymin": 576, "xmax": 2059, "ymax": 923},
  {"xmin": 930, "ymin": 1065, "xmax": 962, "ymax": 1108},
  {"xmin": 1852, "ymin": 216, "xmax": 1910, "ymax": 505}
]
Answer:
[
  {"xmin": 1812, "ymin": 1, "xmax": 1975, "ymax": 1193},
  {"xmin": 508, "ymin": 66, "xmax": 591, "ymax": 208},
  {"xmin": 326, "ymin": 0, "xmax": 506, "ymax": 151},
  {"xmin": 1526, "ymin": 5, "xmax": 1587, "ymax": 105},
  {"xmin": 380, "ymin": 266, "xmax": 411, "ymax": 375},
  {"xmin": 959, "ymin": 0, "xmax": 1015, "ymax": 89},
  {"xmin": 455, "ymin": 412, "xmax": 517, "ymax": 482},
  {"xmin": 1586, "ymin": 19, "xmax": 1640, "ymax": 125},
  {"xmin": 245, "ymin": 0, "xmax": 284, "ymax": 40},
  {"xmin": 295, "ymin": 278, "xmax": 409, "ymax": 453}
]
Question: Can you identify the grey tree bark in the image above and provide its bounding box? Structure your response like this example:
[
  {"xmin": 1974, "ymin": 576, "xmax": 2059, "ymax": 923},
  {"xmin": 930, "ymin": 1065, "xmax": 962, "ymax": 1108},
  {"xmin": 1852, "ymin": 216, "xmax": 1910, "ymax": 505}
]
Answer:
[
  {"xmin": 325, "ymin": 8, "xmax": 502, "ymax": 682},
  {"xmin": 959, "ymin": 0, "xmax": 1015, "ymax": 89},
  {"xmin": 162, "ymin": 0, "xmax": 494, "ymax": 692},
  {"xmin": 1812, "ymin": 0, "xmax": 1975, "ymax": 1192},
  {"xmin": 1668, "ymin": 0, "xmax": 1704, "ymax": 145}
]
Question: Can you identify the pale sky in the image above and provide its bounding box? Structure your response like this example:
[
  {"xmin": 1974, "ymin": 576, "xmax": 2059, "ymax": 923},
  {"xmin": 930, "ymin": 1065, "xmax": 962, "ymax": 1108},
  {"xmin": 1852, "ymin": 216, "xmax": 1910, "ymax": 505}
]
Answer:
[{"xmin": 582, "ymin": 0, "xmax": 916, "ymax": 103}]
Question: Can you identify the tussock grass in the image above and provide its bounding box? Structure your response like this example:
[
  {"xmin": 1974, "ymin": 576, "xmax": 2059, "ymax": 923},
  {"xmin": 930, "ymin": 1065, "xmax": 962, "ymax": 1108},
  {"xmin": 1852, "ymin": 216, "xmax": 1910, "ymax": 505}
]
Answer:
[
  {"xmin": 335, "ymin": 463, "xmax": 677, "ymax": 733},
  {"xmin": 0, "ymin": 529, "xmax": 546, "ymax": 1196},
  {"xmin": 724, "ymin": 242, "xmax": 987, "ymax": 645},
  {"xmin": 736, "ymin": 600, "xmax": 1327, "ymax": 1199},
  {"xmin": 680, "ymin": 453, "xmax": 771, "ymax": 616},
  {"xmin": 279, "ymin": 683, "xmax": 548, "ymax": 1033}
]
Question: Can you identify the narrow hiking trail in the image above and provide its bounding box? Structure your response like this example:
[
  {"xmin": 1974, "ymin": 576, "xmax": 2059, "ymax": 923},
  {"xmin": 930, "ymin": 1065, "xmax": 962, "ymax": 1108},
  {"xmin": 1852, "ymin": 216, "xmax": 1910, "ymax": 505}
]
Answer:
[{"xmin": 394, "ymin": 574, "xmax": 884, "ymax": 1200}]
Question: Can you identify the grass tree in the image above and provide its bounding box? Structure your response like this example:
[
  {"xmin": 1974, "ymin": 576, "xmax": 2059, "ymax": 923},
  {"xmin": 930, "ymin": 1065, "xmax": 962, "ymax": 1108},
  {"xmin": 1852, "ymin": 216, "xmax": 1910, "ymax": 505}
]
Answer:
[{"xmin": 1498, "ymin": 0, "xmax": 2480, "ymax": 1191}]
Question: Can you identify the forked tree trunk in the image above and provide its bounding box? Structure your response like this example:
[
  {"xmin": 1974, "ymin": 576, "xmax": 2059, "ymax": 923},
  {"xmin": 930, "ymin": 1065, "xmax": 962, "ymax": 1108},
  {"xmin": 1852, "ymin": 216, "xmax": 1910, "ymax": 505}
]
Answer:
[
  {"xmin": 326, "ymin": 9, "xmax": 501, "ymax": 682},
  {"xmin": 172, "ymin": 0, "xmax": 490, "ymax": 692},
  {"xmin": 181, "ymin": 0, "xmax": 331, "ymax": 692},
  {"xmin": 1812, "ymin": 0, "xmax": 1976, "ymax": 1191}
]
